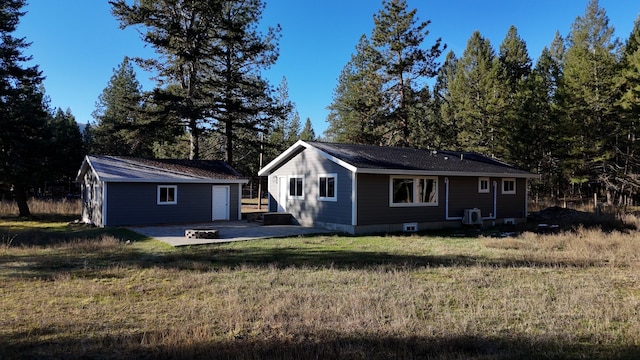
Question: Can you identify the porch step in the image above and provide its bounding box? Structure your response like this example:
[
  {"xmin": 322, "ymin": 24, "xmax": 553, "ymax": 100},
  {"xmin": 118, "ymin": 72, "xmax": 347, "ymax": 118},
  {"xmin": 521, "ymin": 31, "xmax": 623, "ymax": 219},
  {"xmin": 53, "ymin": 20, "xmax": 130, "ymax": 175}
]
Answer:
[{"xmin": 261, "ymin": 212, "xmax": 293, "ymax": 226}]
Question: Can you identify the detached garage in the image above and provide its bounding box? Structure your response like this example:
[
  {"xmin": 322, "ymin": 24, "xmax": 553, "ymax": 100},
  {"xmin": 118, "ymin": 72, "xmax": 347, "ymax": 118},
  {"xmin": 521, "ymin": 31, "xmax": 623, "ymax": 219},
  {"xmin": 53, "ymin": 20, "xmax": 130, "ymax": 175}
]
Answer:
[{"xmin": 76, "ymin": 155, "xmax": 248, "ymax": 227}]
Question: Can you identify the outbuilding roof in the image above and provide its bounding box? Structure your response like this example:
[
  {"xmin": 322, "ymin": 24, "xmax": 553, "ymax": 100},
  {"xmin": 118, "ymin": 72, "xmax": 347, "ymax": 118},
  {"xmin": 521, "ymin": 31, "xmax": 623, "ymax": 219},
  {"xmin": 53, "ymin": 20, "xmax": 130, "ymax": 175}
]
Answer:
[
  {"xmin": 258, "ymin": 141, "xmax": 538, "ymax": 178},
  {"xmin": 77, "ymin": 155, "xmax": 248, "ymax": 183}
]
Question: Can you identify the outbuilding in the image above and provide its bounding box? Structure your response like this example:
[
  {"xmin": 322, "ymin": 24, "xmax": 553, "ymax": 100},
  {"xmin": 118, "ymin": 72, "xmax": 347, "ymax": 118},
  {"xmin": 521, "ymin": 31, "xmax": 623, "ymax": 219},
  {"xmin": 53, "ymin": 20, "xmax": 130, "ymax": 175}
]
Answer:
[
  {"xmin": 76, "ymin": 155, "xmax": 248, "ymax": 227},
  {"xmin": 258, "ymin": 141, "xmax": 538, "ymax": 234}
]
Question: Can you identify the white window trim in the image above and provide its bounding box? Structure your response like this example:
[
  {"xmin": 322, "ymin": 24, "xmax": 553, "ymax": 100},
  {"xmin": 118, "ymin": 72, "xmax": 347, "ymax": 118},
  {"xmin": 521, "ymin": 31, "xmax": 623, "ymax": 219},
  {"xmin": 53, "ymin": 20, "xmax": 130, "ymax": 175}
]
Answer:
[
  {"xmin": 157, "ymin": 185, "xmax": 178, "ymax": 205},
  {"xmin": 288, "ymin": 175, "xmax": 305, "ymax": 200},
  {"xmin": 389, "ymin": 176, "xmax": 438, "ymax": 207},
  {"xmin": 478, "ymin": 177, "xmax": 490, "ymax": 193},
  {"xmin": 318, "ymin": 173, "xmax": 338, "ymax": 202},
  {"xmin": 502, "ymin": 178, "xmax": 516, "ymax": 195}
]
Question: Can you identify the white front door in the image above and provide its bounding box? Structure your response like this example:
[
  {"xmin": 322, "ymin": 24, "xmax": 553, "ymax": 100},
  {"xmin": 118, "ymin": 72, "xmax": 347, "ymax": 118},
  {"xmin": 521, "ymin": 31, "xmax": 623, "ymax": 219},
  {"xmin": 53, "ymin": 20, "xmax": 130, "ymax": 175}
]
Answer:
[
  {"xmin": 212, "ymin": 186, "xmax": 230, "ymax": 220},
  {"xmin": 277, "ymin": 176, "xmax": 287, "ymax": 212}
]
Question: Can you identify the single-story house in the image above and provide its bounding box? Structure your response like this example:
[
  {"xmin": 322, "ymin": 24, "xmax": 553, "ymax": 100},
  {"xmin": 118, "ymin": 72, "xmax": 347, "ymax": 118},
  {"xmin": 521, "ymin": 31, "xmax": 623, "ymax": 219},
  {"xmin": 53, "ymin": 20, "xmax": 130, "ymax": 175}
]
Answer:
[
  {"xmin": 76, "ymin": 155, "xmax": 248, "ymax": 227},
  {"xmin": 258, "ymin": 141, "xmax": 539, "ymax": 234}
]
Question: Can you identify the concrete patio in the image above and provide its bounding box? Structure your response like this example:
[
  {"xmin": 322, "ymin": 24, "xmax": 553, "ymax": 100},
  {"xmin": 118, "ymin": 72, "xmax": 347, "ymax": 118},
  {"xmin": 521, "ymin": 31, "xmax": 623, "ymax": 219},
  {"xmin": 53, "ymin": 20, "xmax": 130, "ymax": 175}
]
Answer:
[{"xmin": 128, "ymin": 220, "xmax": 335, "ymax": 247}]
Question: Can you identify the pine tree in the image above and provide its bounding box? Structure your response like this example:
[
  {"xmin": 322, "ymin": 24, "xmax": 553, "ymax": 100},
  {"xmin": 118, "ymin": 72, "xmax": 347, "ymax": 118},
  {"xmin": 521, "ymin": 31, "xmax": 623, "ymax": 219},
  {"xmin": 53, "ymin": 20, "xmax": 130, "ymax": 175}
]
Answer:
[
  {"xmin": 559, "ymin": 0, "xmax": 621, "ymax": 199},
  {"xmin": 447, "ymin": 31, "xmax": 504, "ymax": 156},
  {"xmin": 326, "ymin": 35, "xmax": 384, "ymax": 144},
  {"xmin": 614, "ymin": 16, "xmax": 640, "ymax": 202},
  {"xmin": 370, "ymin": 0, "xmax": 444, "ymax": 146},
  {"xmin": 111, "ymin": 0, "xmax": 281, "ymax": 164},
  {"xmin": 497, "ymin": 25, "xmax": 533, "ymax": 164},
  {"xmin": 299, "ymin": 118, "xmax": 316, "ymax": 141},
  {"xmin": 91, "ymin": 57, "xmax": 145, "ymax": 156},
  {"xmin": 0, "ymin": 0, "xmax": 50, "ymax": 216},
  {"xmin": 433, "ymin": 50, "xmax": 460, "ymax": 150},
  {"xmin": 48, "ymin": 108, "xmax": 84, "ymax": 185},
  {"xmin": 266, "ymin": 76, "xmax": 294, "ymax": 159},
  {"xmin": 286, "ymin": 111, "xmax": 301, "ymax": 146}
]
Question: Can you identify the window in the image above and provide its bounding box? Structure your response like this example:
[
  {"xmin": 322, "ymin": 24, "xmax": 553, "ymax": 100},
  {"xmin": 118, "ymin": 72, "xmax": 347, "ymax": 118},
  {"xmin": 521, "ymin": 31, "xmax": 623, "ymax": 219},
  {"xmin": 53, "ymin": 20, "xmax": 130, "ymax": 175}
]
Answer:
[
  {"xmin": 289, "ymin": 176, "xmax": 304, "ymax": 199},
  {"xmin": 318, "ymin": 174, "xmax": 337, "ymax": 201},
  {"xmin": 390, "ymin": 176, "xmax": 438, "ymax": 206},
  {"xmin": 478, "ymin": 177, "xmax": 490, "ymax": 193},
  {"xmin": 157, "ymin": 185, "xmax": 177, "ymax": 205},
  {"xmin": 502, "ymin": 178, "xmax": 516, "ymax": 194}
]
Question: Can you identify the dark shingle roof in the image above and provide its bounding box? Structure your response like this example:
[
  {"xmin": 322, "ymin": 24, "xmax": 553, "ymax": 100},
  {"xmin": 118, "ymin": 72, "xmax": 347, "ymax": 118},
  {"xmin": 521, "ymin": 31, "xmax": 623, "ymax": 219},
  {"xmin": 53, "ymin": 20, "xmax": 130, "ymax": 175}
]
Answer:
[
  {"xmin": 307, "ymin": 142, "xmax": 536, "ymax": 177},
  {"xmin": 80, "ymin": 156, "xmax": 247, "ymax": 183}
]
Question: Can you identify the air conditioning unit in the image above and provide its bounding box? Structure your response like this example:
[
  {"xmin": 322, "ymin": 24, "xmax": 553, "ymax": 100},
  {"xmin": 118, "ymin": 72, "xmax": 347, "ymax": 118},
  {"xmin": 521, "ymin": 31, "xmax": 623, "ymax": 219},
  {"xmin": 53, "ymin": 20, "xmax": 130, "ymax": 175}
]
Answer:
[{"xmin": 462, "ymin": 208, "xmax": 483, "ymax": 225}]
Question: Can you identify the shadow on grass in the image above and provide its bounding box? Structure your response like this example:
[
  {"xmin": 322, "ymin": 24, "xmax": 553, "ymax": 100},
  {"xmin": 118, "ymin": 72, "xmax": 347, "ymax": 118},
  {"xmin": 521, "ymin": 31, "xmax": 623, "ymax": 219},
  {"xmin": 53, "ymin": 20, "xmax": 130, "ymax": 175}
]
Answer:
[
  {"xmin": 2, "ymin": 328, "xmax": 639, "ymax": 360},
  {"xmin": 2, "ymin": 240, "xmax": 611, "ymax": 282}
]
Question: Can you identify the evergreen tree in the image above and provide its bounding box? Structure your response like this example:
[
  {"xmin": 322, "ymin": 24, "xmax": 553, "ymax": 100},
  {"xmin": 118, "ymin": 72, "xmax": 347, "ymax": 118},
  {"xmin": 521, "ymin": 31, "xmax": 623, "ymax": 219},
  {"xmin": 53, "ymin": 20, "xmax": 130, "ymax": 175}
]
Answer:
[
  {"xmin": 266, "ymin": 76, "xmax": 294, "ymax": 159},
  {"xmin": 614, "ymin": 16, "xmax": 640, "ymax": 202},
  {"xmin": 433, "ymin": 50, "xmax": 459, "ymax": 150},
  {"xmin": 524, "ymin": 45, "xmax": 565, "ymax": 198},
  {"xmin": 111, "ymin": 0, "xmax": 281, "ymax": 165},
  {"xmin": 497, "ymin": 25, "xmax": 533, "ymax": 164},
  {"xmin": 299, "ymin": 118, "xmax": 316, "ymax": 141},
  {"xmin": 48, "ymin": 108, "xmax": 84, "ymax": 186},
  {"xmin": 559, "ymin": 0, "xmax": 621, "ymax": 198},
  {"xmin": 286, "ymin": 111, "xmax": 301, "ymax": 146},
  {"xmin": 325, "ymin": 35, "xmax": 384, "ymax": 144},
  {"xmin": 370, "ymin": 0, "xmax": 444, "ymax": 146},
  {"xmin": 447, "ymin": 31, "xmax": 504, "ymax": 156},
  {"xmin": 0, "ymin": 0, "xmax": 50, "ymax": 216},
  {"xmin": 91, "ymin": 57, "xmax": 146, "ymax": 156}
]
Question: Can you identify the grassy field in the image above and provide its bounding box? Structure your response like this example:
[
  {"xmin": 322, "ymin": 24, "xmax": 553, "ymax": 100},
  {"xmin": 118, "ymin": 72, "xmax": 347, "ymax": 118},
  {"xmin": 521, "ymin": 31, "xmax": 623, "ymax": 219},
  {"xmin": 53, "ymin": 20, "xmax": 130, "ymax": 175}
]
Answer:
[{"xmin": 1, "ymin": 201, "xmax": 640, "ymax": 359}]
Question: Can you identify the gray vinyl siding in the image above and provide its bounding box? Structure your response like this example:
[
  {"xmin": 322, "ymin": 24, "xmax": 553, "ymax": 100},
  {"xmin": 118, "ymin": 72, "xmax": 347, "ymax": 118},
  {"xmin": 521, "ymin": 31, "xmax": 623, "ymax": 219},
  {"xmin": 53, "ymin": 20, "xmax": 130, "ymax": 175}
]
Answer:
[
  {"xmin": 268, "ymin": 148, "xmax": 353, "ymax": 225},
  {"xmin": 356, "ymin": 174, "xmax": 445, "ymax": 225},
  {"xmin": 104, "ymin": 182, "xmax": 241, "ymax": 226},
  {"xmin": 496, "ymin": 178, "xmax": 528, "ymax": 218},
  {"xmin": 443, "ymin": 177, "xmax": 528, "ymax": 219},
  {"xmin": 446, "ymin": 177, "xmax": 496, "ymax": 218},
  {"xmin": 357, "ymin": 175, "xmax": 527, "ymax": 226}
]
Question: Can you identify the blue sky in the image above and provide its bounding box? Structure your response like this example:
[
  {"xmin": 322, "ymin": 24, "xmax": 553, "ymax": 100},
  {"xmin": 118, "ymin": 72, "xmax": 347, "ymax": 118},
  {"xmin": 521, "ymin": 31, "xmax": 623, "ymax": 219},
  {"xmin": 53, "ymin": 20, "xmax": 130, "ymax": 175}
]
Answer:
[{"xmin": 16, "ymin": 0, "xmax": 639, "ymax": 137}]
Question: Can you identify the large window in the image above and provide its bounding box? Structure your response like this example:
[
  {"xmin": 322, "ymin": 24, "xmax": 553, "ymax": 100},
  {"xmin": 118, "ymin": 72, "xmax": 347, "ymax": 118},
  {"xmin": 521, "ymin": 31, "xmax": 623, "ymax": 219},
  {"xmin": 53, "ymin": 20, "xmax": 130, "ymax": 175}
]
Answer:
[
  {"xmin": 390, "ymin": 176, "xmax": 438, "ymax": 206},
  {"xmin": 289, "ymin": 176, "xmax": 304, "ymax": 199},
  {"xmin": 157, "ymin": 185, "xmax": 177, "ymax": 205},
  {"xmin": 502, "ymin": 178, "xmax": 516, "ymax": 194},
  {"xmin": 318, "ymin": 174, "xmax": 337, "ymax": 201}
]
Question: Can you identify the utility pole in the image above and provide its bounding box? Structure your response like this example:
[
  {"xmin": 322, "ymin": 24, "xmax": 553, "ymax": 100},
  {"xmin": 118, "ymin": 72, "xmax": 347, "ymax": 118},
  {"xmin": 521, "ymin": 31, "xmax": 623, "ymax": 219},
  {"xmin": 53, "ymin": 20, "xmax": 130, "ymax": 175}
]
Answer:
[{"xmin": 258, "ymin": 132, "xmax": 264, "ymax": 210}]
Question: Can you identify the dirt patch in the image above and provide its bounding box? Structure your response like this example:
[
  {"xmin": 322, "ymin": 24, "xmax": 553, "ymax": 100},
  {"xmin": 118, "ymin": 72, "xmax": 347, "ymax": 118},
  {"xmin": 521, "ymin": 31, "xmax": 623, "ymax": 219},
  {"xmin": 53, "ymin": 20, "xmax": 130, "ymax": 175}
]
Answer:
[{"xmin": 527, "ymin": 206, "xmax": 634, "ymax": 233}]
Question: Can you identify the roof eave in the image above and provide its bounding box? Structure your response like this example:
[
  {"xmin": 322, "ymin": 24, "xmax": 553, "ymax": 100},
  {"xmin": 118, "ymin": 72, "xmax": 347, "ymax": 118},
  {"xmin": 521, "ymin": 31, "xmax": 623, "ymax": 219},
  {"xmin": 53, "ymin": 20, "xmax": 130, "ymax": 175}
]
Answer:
[
  {"xmin": 355, "ymin": 168, "xmax": 539, "ymax": 179},
  {"xmin": 258, "ymin": 140, "xmax": 310, "ymax": 176},
  {"xmin": 100, "ymin": 178, "xmax": 249, "ymax": 184}
]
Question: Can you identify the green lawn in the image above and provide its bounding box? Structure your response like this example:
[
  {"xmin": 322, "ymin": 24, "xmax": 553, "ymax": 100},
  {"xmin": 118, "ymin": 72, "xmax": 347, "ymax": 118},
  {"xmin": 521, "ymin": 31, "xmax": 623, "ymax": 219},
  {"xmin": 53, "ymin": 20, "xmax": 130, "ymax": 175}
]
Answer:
[{"xmin": 2, "ymin": 218, "xmax": 640, "ymax": 359}]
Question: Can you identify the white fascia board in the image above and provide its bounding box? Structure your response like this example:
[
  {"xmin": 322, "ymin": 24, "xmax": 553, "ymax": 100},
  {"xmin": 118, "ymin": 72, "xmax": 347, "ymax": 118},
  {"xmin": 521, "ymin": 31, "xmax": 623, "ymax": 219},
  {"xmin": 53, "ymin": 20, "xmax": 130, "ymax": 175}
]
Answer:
[
  {"xmin": 258, "ymin": 140, "xmax": 358, "ymax": 176},
  {"xmin": 258, "ymin": 140, "xmax": 308, "ymax": 176},
  {"xmin": 101, "ymin": 178, "xmax": 249, "ymax": 184},
  {"xmin": 354, "ymin": 168, "xmax": 539, "ymax": 179},
  {"xmin": 75, "ymin": 155, "xmax": 101, "ymax": 183}
]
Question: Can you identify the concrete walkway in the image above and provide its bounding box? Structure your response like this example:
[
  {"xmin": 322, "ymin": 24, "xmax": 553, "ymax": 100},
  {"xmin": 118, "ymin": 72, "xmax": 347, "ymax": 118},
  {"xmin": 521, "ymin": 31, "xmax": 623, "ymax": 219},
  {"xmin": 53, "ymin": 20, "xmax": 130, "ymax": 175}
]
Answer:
[{"xmin": 128, "ymin": 220, "xmax": 335, "ymax": 247}]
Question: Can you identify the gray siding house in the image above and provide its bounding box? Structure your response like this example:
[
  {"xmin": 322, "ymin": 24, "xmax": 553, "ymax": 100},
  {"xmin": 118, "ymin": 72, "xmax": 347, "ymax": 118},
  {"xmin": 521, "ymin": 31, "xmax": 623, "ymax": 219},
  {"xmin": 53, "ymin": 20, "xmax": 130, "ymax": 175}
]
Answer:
[
  {"xmin": 258, "ymin": 141, "xmax": 538, "ymax": 234},
  {"xmin": 76, "ymin": 156, "xmax": 248, "ymax": 227}
]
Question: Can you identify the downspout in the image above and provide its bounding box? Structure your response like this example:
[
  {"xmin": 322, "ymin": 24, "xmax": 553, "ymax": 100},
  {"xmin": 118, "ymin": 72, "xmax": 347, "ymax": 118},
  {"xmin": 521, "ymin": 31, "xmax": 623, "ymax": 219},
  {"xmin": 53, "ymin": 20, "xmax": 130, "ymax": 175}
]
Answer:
[
  {"xmin": 483, "ymin": 180, "xmax": 497, "ymax": 220},
  {"xmin": 444, "ymin": 177, "xmax": 462, "ymax": 220}
]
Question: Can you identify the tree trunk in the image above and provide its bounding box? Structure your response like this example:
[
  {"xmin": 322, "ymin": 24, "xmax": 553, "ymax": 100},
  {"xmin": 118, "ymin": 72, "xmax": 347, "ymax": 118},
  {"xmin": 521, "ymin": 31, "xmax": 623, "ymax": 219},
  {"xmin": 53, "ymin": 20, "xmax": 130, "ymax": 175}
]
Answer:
[
  {"xmin": 225, "ymin": 118, "xmax": 233, "ymax": 166},
  {"xmin": 13, "ymin": 183, "xmax": 31, "ymax": 217},
  {"xmin": 189, "ymin": 118, "xmax": 199, "ymax": 160}
]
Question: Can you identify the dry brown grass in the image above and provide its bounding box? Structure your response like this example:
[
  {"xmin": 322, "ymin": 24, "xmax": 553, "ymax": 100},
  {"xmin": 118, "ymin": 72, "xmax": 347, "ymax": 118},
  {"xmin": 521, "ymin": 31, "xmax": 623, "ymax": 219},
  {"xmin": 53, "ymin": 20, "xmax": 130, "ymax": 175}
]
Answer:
[
  {"xmin": 0, "ymin": 197, "xmax": 81, "ymax": 218},
  {"xmin": 2, "ymin": 218, "xmax": 640, "ymax": 359}
]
